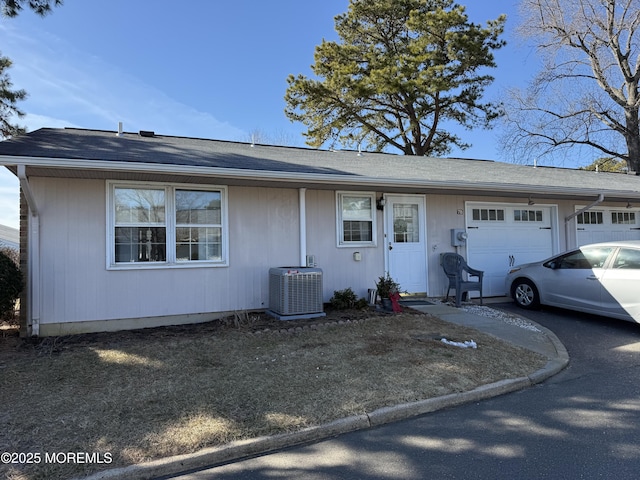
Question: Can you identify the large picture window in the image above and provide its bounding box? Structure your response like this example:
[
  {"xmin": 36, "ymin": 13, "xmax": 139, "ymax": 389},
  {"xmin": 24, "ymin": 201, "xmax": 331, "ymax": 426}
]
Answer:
[
  {"xmin": 337, "ymin": 192, "xmax": 376, "ymax": 247},
  {"xmin": 108, "ymin": 182, "xmax": 227, "ymax": 268}
]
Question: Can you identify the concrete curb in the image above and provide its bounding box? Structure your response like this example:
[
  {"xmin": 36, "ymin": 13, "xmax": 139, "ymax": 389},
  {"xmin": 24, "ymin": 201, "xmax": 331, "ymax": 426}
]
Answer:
[
  {"xmin": 79, "ymin": 380, "xmax": 534, "ymax": 480},
  {"xmin": 366, "ymin": 376, "xmax": 533, "ymax": 427},
  {"xmin": 79, "ymin": 318, "xmax": 569, "ymax": 480},
  {"xmin": 79, "ymin": 415, "xmax": 371, "ymax": 480},
  {"xmin": 527, "ymin": 321, "xmax": 570, "ymax": 385}
]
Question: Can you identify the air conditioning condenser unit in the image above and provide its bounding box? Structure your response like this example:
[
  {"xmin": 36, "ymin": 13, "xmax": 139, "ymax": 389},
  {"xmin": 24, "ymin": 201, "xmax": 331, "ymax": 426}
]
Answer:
[{"xmin": 267, "ymin": 267, "xmax": 326, "ymax": 320}]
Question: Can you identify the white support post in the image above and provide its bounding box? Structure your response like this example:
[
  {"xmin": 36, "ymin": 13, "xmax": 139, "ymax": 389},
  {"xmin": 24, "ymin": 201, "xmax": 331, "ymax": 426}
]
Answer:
[{"xmin": 299, "ymin": 188, "xmax": 307, "ymax": 267}]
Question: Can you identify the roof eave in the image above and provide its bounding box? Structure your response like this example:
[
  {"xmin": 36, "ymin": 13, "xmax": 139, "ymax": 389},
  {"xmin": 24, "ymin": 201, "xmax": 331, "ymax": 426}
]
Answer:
[{"xmin": 2, "ymin": 155, "xmax": 640, "ymax": 201}]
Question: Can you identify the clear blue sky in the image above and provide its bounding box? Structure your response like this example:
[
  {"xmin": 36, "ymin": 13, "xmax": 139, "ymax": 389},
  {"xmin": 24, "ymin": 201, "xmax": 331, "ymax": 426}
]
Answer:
[{"xmin": 0, "ymin": 0, "xmax": 545, "ymax": 228}]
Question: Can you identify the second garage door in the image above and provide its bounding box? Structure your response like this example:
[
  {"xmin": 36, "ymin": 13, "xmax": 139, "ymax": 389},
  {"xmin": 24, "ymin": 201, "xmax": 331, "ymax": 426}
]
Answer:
[
  {"xmin": 575, "ymin": 207, "xmax": 640, "ymax": 246},
  {"xmin": 465, "ymin": 203, "xmax": 556, "ymax": 297}
]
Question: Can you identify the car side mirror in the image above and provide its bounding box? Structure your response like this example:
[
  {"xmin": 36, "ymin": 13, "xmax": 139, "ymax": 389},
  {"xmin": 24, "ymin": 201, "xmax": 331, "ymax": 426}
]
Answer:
[{"xmin": 545, "ymin": 261, "xmax": 558, "ymax": 270}]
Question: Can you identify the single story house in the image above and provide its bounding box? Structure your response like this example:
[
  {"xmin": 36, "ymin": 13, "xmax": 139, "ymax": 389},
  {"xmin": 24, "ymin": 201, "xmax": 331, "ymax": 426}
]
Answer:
[
  {"xmin": 1, "ymin": 127, "xmax": 640, "ymax": 336},
  {"xmin": 0, "ymin": 224, "xmax": 19, "ymax": 251}
]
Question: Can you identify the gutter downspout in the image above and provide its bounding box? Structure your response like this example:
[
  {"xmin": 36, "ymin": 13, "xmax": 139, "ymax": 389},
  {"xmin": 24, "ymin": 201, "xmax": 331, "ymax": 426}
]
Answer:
[
  {"xmin": 17, "ymin": 165, "xmax": 40, "ymax": 336},
  {"xmin": 564, "ymin": 194, "xmax": 605, "ymax": 249},
  {"xmin": 299, "ymin": 188, "xmax": 307, "ymax": 267}
]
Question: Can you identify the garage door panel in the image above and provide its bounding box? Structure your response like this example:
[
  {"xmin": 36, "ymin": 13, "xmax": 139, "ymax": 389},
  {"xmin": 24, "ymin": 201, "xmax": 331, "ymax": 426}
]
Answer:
[
  {"xmin": 468, "ymin": 249, "xmax": 511, "ymax": 297},
  {"xmin": 467, "ymin": 204, "xmax": 554, "ymax": 297},
  {"xmin": 512, "ymin": 229, "xmax": 553, "ymax": 264},
  {"xmin": 576, "ymin": 208, "xmax": 640, "ymax": 246},
  {"xmin": 468, "ymin": 227, "xmax": 551, "ymax": 296}
]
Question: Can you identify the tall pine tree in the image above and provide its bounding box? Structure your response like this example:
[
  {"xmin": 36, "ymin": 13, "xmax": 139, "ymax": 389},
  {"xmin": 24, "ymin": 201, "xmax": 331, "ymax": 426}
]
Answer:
[
  {"xmin": 285, "ymin": 0, "xmax": 506, "ymax": 156},
  {"xmin": 0, "ymin": 0, "xmax": 62, "ymax": 138}
]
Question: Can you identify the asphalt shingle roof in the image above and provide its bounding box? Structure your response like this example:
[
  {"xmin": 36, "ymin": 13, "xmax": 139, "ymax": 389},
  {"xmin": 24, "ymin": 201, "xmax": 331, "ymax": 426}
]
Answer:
[
  {"xmin": 0, "ymin": 224, "xmax": 18, "ymax": 250},
  {"xmin": 1, "ymin": 127, "xmax": 639, "ymax": 201}
]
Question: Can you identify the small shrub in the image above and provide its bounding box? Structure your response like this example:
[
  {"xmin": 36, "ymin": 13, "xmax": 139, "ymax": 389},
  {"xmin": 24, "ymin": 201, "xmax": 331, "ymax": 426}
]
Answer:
[
  {"xmin": 354, "ymin": 297, "xmax": 369, "ymax": 309},
  {"xmin": 375, "ymin": 272, "xmax": 402, "ymax": 300},
  {"xmin": 0, "ymin": 249, "xmax": 22, "ymax": 321},
  {"xmin": 329, "ymin": 288, "xmax": 359, "ymax": 310},
  {"xmin": 222, "ymin": 310, "xmax": 259, "ymax": 329}
]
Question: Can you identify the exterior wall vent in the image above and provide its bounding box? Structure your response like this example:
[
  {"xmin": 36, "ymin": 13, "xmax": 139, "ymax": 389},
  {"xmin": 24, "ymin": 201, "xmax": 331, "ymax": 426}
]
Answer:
[{"xmin": 267, "ymin": 267, "xmax": 325, "ymax": 320}]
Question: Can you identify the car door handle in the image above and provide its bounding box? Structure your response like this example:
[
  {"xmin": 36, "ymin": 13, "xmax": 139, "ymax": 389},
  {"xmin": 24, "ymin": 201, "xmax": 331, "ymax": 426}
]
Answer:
[{"xmin": 587, "ymin": 275, "xmax": 599, "ymax": 280}]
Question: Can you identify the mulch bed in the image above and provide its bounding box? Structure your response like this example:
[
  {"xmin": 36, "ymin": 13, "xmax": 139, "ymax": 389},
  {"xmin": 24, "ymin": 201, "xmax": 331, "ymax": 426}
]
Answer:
[{"xmin": 1, "ymin": 305, "xmax": 418, "ymax": 358}]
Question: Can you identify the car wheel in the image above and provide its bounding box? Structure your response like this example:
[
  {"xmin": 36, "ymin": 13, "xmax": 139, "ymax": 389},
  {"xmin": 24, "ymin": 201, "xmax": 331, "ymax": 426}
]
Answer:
[{"xmin": 512, "ymin": 279, "xmax": 540, "ymax": 310}]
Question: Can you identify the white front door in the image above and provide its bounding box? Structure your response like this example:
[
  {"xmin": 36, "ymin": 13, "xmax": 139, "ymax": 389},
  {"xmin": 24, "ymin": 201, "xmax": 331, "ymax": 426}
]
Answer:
[{"xmin": 384, "ymin": 195, "xmax": 428, "ymax": 294}]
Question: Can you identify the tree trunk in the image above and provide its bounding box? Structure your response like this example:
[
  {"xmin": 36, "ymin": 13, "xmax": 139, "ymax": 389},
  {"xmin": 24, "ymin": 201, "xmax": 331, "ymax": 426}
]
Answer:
[{"xmin": 625, "ymin": 108, "xmax": 640, "ymax": 174}]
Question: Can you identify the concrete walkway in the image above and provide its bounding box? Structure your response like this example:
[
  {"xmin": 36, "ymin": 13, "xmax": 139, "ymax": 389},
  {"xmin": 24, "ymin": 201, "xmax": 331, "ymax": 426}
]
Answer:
[
  {"xmin": 412, "ymin": 302, "xmax": 568, "ymax": 366},
  {"xmin": 82, "ymin": 301, "xmax": 569, "ymax": 480}
]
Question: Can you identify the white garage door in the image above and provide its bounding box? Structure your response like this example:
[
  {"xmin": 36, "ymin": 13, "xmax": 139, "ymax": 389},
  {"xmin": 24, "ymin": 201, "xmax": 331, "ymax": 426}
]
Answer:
[
  {"xmin": 465, "ymin": 203, "xmax": 556, "ymax": 297},
  {"xmin": 576, "ymin": 207, "xmax": 640, "ymax": 246}
]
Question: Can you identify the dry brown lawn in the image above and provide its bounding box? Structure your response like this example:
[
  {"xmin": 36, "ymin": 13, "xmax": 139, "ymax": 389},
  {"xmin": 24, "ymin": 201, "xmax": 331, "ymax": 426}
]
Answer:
[{"xmin": 0, "ymin": 307, "xmax": 546, "ymax": 480}]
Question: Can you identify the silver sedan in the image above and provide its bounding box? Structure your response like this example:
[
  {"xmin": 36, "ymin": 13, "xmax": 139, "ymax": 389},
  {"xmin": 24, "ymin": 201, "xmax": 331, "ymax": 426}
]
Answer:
[{"xmin": 505, "ymin": 241, "xmax": 640, "ymax": 323}]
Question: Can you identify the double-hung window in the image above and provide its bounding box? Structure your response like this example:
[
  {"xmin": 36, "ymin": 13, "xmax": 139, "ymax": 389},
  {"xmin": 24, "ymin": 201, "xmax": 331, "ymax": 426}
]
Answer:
[
  {"xmin": 175, "ymin": 189, "xmax": 223, "ymax": 262},
  {"xmin": 114, "ymin": 186, "xmax": 167, "ymax": 263},
  {"xmin": 336, "ymin": 192, "xmax": 376, "ymax": 247},
  {"xmin": 108, "ymin": 181, "xmax": 227, "ymax": 268}
]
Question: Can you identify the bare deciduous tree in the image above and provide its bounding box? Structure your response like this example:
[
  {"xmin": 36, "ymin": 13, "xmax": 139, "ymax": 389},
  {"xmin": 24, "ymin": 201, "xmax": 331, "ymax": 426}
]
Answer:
[
  {"xmin": 246, "ymin": 128, "xmax": 299, "ymax": 147},
  {"xmin": 502, "ymin": 0, "xmax": 640, "ymax": 173}
]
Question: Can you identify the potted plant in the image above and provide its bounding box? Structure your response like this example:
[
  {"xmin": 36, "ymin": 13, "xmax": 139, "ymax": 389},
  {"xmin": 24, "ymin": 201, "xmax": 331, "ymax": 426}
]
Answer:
[{"xmin": 375, "ymin": 273, "xmax": 402, "ymax": 311}]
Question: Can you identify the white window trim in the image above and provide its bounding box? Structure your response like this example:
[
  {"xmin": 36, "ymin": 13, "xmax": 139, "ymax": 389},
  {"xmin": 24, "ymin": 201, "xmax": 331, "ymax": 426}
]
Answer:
[
  {"xmin": 106, "ymin": 180, "xmax": 228, "ymax": 269},
  {"xmin": 336, "ymin": 191, "xmax": 377, "ymax": 248}
]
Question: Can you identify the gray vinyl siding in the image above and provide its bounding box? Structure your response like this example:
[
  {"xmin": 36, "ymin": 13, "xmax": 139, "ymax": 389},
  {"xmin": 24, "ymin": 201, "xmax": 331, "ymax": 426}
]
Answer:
[
  {"xmin": 305, "ymin": 189, "xmax": 384, "ymax": 300},
  {"xmin": 424, "ymin": 194, "xmax": 467, "ymax": 297},
  {"xmin": 33, "ymin": 178, "xmax": 299, "ymax": 327},
  {"xmin": 29, "ymin": 174, "xmax": 624, "ymax": 328}
]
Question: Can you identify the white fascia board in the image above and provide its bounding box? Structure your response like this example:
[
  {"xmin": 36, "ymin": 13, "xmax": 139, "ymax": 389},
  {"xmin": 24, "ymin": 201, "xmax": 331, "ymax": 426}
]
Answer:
[{"xmin": 2, "ymin": 154, "xmax": 640, "ymax": 199}]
